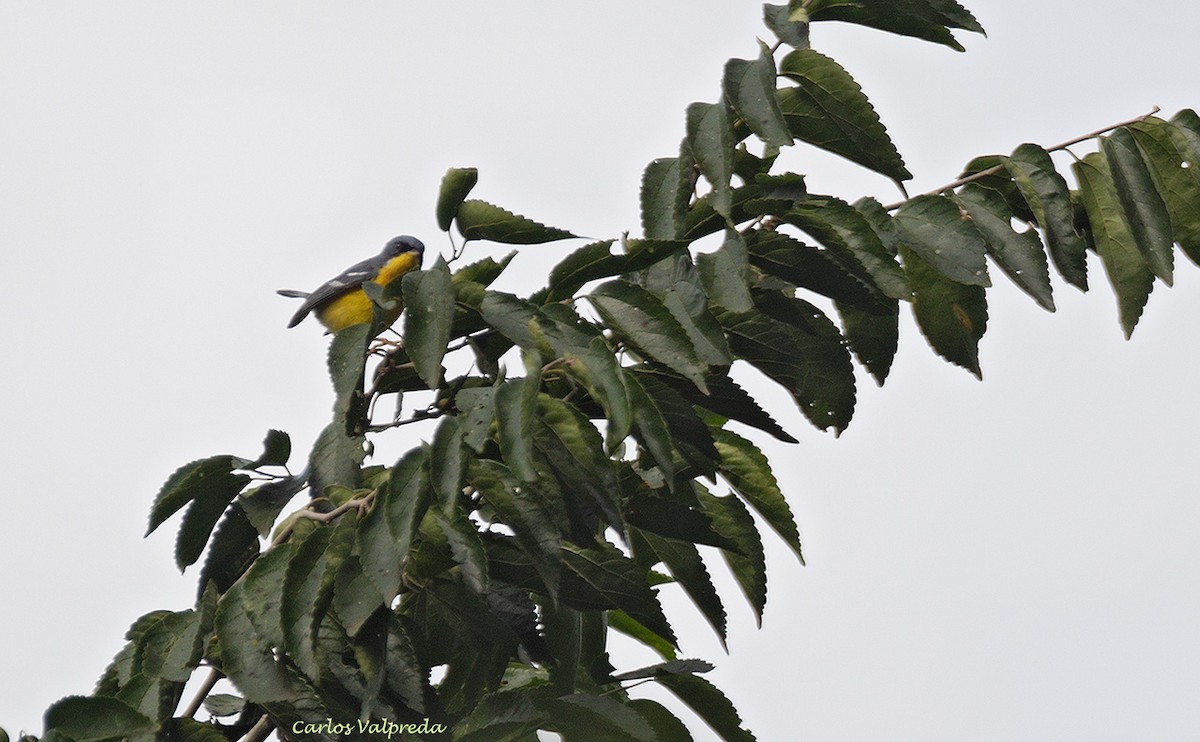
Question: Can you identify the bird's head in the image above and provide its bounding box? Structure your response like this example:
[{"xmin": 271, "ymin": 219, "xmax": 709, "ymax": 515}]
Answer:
[{"xmin": 383, "ymin": 235, "xmax": 425, "ymax": 259}]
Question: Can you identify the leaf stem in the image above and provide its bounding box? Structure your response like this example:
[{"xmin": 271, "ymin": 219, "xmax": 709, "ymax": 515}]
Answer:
[{"xmin": 882, "ymin": 106, "xmax": 1162, "ymax": 210}]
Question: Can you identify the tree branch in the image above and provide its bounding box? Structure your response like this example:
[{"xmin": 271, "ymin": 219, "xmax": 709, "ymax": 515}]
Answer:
[
  {"xmin": 269, "ymin": 490, "xmax": 377, "ymax": 547},
  {"xmin": 179, "ymin": 666, "xmax": 223, "ymax": 717},
  {"xmin": 882, "ymin": 106, "xmax": 1162, "ymax": 210},
  {"xmin": 239, "ymin": 715, "xmax": 275, "ymax": 742}
]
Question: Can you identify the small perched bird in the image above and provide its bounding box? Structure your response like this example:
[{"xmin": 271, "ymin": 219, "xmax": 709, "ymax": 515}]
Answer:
[{"xmin": 279, "ymin": 235, "xmax": 425, "ymax": 333}]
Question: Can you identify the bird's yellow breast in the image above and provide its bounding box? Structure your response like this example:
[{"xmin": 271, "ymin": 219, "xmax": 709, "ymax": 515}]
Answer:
[{"xmin": 315, "ymin": 252, "xmax": 420, "ymax": 333}]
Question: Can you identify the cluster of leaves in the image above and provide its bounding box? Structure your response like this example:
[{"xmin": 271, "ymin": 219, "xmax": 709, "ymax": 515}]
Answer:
[{"xmin": 20, "ymin": 1, "xmax": 1200, "ymax": 740}]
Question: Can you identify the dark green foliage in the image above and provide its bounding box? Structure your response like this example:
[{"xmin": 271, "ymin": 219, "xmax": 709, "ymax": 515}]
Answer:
[{"xmin": 38, "ymin": 4, "xmax": 1200, "ymax": 741}]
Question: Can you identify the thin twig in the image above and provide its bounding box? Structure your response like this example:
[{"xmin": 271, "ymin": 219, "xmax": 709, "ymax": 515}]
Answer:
[
  {"xmin": 364, "ymin": 405, "xmax": 447, "ymax": 433},
  {"xmin": 239, "ymin": 715, "xmax": 275, "ymax": 742},
  {"xmin": 882, "ymin": 106, "xmax": 1162, "ymax": 211},
  {"xmin": 179, "ymin": 666, "xmax": 223, "ymax": 717},
  {"xmin": 269, "ymin": 491, "xmax": 377, "ymax": 546}
]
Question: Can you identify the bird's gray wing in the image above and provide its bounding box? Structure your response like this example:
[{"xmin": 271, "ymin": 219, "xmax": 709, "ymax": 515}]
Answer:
[{"xmin": 285, "ymin": 257, "xmax": 380, "ymax": 328}]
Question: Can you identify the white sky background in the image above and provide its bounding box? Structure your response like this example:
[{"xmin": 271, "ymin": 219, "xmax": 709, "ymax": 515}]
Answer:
[{"xmin": 2, "ymin": 2, "xmax": 1198, "ymax": 739}]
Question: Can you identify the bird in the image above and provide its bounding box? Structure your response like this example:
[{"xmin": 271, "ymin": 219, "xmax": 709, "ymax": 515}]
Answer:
[{"xmin": 278, "ymin": 235, "xmax": 425, "ymax": 333}]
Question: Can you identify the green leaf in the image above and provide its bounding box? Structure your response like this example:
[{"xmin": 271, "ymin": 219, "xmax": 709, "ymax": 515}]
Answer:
[
  {"xmin": 543, "ymin": 694, "xmax": 657, "ymax": 742},
  {"xmin": 110, "ymin": 671, "xmax": 166, "ymax": 724},
  {"xmin": 763, "ymin": 3, "xmax": 811, "ymax": 48},
  {"xmin": 547, "ymin": 239, "xmax": 615, "ymax": 299},
  {"xmin": 687, "ymin": 101, "xmax": 736, "ymax": 219},
  {"xmin": 623, "ymin": 482, "xmax": 739, "ymax": 551},
  {"xmin": 431, "ymin": 416, "xmax": 466, "ymax": 513},
  {"xmin": 452, "ymin": 251, "xmax": 517, "ymax": 288},
  {"xmin": 1169, "ymin": 108, "xmax": 1200, "ymax": 156},
  {"xmin": 589, "ymin": 280, "xmax": 710, "ymax": 394},
  {"xmin": 613, "ymin": 658, "xmax": 716, "ymax": 681},
  {"xmin": 626, "ymin": 698, "xmax": 696, "ymax": 742},
  {"xmin": 402, "ymin": 256, "xmax": 456, "ymax": 389},
  {"xmin": 454, "ymin": 385, "xmax": 497, "ymax": 455},
  {"xmin": 203, "ymin": 693, "xmax": 246, "ymax": 718},
  {"xmin": 563, "ymin": 541, "xmax": 675, "ymax": 647},
  {"xmin": 900, "ymin": 245, "xmax": 988, "ymax": 377},
  {"xmin": 438, "ymin": 508, "xmax": 489, "ymax": 594},
  {"xmin": 174, "ymin": 469, "xmax": 250, "ymax": 572},
  {"xmin": 171, "ymin": 718, "xmax": 239, "ymax": 741},
  {"xmin": 245, "ymin": 429, "xmax": 291, "ymax": 469},
  {"xmin": 96, "ymin": 611, "xmax": 169, "ymax": 696},
  {"xmin": 697, "ymin": 230, "xmax": 754, "ymax": 313},
  {"xmin": 960, "ymin": 154, "xmax": 1034, "ymax": 222},
  {"xmin": 682, "ymin": 181, "xmax": 796, "ymax": 242},
  {"xmin": 1004, "ymin": 143, "xmax": 1090, "ymax": 290},
  {"xmin": 853, "ymin": 196, "xmax": 903, "ymax": 255},
  {"xmin": 480, "ymin": 290, "xmax": 541, "ymax": 350},
  {"xmin": 146, "ymin": 455, "xmax": 247, "ymax": 536},
  {"xmin": 534, "ymin": 394, "xmax": 624, "ymax": 534},
  {"xmin": 495, "ymin": 376, "xmax": 540, "ymax": 483},
  {"xmin": 1102, "ymin": 127, "xmax": 1175, "ymax": 285},
  {"xmin": 1166, "ymin": 109, "xmax": 1200, "ymax": 183},
  {"xmin": 746, "ymin": 228, "xmax": 889, "ymax": 311},
  {"xmin": 655, "ymin": 257, "xmax": 736, "ymax": 365},
  {"xmin": 239, "ymin": 473, "xmax": 306, "ymax": 539},
  {"xmin": 436, "ymin": 166, "xmax": 479, "ymax": 231},
  {"xmin": 643, "ymin": 366, "xmax": 797, "ymax": 444},
  {"xmin": 836, "ymin": 301, "xmax": 899, "ymax": 386},
  {"xmin": 1128, "ymin": 117, "xmax": 1200, "ymax": 265},
  {"xmin": 786, "ymin": 196, "xmax": 910, "ymax": 300},
  {"xmin": 355, "ymin": 497, "xmax": 403, "ymax": 607},
  {"xmin": 326, "ymin": 320, "xmax": 372, "ymax": 414},
  {"xmin": 721, "ymin": 292, "xmax": 856, "ymax": 434},
  {"xmin": 1074, "ymin": 152, "xmax": 1155, "ymax": 338},
  {"xmin": 642, "ymin": 158, "xmax": 686, "ymax": 240},
  {"xmin": 307, "ymin": 421, "xmax": 366, "ymax": 496},
  {"xmin": 634, "ymin": 529, "xmax": 727, "ymax": 646},
  {"xmin": 133, "ymin": 605, "xmax": 211, "ymax": 684},
  {"xmin": 609, "ymin": 609, "xmax": 677, "ymax": 661},
  {"xmin": 628, "ymin": 370, "xmax": 720, "ymax": 477},
  {"xmin": 724, "ymin": 44, "xmax": 793, "ymax": 148},
  {"xmin": 43, "ymin": 696, "xmax": 156, "ymax": 741},
  {"xmin": 358, "ymin": 447, "xmax": 430, "ymax": 602},
  {"xmin": 332, "ymin": 555, "xmax": 386, "ymax": 638},
  {"xmin": 281, "ymin": 518, "xmax": 354, "ymax": 679},
  {"xmin": 197, "ymin": 502, "xmax": 260, "ymax": 595},
  {"xmin": 895, "ymin": 194, "xmax": 990, "ymax": 287},
  {"xmin": 279, "ymin": 527, "xmax": 333, "ymax": 680},
  {"xmin": 472, "ymin": 461, "xmax": 562, "ymax": 601},
  {"xmin": 624, "ymin": 372, "xmax": 679, "ymax": 482},
  {"xmin": 384, "ymin": 615, "xmax": 427, "ymax": 714},
  {"xmin": 454, "ymin": 689, "xmax": 544, "ymax": 741},
  {"xmin": 954, "ymin": 183, "xmax": 1055, "ymax": 311},
  {"xmin": 214, "ymin": 579, "xmax": 299, "ymax": 704},
  {"xmin": 547, "ymin": 238, "xmax": 692, "ymax": 302},
  {"xmin": 713, "ymin": 427, "xmax": 804, "ymax": 564},
  {"xmin": 657, "ymin": 674, "xmax": 756, "ymax": 742},
  {"xmin": 805, "ymin": 0, "xmax": 984, "ymax": 51},
  {"xmin": 456, "ymin": 199, "xmax": 576, "ymax": 244},
  {"xmin": 539, "ymin": 305, "xmax": 633, "ymax": 452},
  {"xmin": 241, "ymin": 542, "xmax": 293, "ymax": 647},
  {"xmin": 698, "ymin": 488, "xmax": 767, "ymax": 625},
  {"xmin": 777, "ymin": 49, "xmax": 911, "ymax": 181}
]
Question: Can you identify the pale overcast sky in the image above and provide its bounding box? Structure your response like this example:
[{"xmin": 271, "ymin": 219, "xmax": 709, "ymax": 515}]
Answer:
[{"xmin": 2, "ymin": 2, "xmax": 1199, "ymax": 740}]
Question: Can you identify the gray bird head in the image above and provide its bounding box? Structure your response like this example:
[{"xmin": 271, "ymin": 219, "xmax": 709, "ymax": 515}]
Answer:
[{"xmin": 383, "ymin": 235, "xmax": 424, "ymax": 258}]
